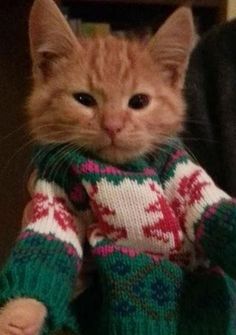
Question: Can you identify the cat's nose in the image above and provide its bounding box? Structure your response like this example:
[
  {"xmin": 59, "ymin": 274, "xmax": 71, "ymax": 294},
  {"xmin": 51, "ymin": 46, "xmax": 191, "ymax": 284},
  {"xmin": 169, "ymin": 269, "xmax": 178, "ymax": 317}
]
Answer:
[
  {"xmin": 104, "ymin": 126, "xmax": 122, "ymax": 138},
  {"xmin": 103, "ymin": 121, "xmax": 123, "ymax": 138}
]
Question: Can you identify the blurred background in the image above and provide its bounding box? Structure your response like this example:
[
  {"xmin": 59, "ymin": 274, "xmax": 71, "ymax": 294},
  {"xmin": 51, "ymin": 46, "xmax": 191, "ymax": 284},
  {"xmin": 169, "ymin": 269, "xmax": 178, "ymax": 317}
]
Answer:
[{"xmin": 0, "ymin": 0, "xmax": 234, "ymax": 263}]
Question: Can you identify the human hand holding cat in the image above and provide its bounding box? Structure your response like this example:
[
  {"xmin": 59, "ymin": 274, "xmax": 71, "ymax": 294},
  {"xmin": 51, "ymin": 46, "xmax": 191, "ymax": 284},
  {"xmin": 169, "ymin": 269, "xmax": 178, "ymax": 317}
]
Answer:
[{"xmin": 0, "ymin": 298, "xmax": 47, "ymax": 335}]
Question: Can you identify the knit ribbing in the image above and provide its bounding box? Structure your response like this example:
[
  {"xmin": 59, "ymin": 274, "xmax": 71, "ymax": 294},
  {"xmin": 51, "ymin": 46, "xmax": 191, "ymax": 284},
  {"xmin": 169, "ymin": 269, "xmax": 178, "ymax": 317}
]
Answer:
[
  {"xmin": 0, "ymin": 232, "xmax": 81, "ymax": 333},
  {"xmin": 196, "ymin": 199, "xmax": 236, "ymax": 278}
]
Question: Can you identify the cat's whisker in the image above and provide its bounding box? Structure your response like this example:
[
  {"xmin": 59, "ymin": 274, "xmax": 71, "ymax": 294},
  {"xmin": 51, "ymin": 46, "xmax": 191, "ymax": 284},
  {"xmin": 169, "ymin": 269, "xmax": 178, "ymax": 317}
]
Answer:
[
  {"xmin": 21, "ymin": 132, "xmax": 82, "ymax": 186},
  {"xmin": 36, "ymin": 142, "xmax": 86, "ymax": 191},
  {"xmin": 0, "ymin": 127, "xmax": 79, "ymax": 190},
  {"xmin": 25, "ymin": 144, "xmax": 72, "ymax": 193},
  {"xmin": 0, "ymin": 137, "xmax": 41, "ymax": 189},
  {"xmin": 179, "ymin": 134, "xmax": 219, "ymax": 144},
  {"xmin": 150, "ymin": 138, "xmax": 199, "ymax": 163},
  {"xmin": 0, "ymin": 123, "xmax": 30, "ymax": 144},
  {"xmin": 48, "ymin": 144, "xmax": 85, "ymax": 190},
  {"xmin": 184, "ymin": 119, "xmax": 236, "ymax": 127},
  {"xmin": 184, "ymin": 119, "xmax": 214, "ymax": 126},
  {"xmin": 46, "ymin": 145, "xmax": 74, "ymax": 188},
  {"xmin": 0, "ymin": 130, "xmax": 69, "ymax": 192}
]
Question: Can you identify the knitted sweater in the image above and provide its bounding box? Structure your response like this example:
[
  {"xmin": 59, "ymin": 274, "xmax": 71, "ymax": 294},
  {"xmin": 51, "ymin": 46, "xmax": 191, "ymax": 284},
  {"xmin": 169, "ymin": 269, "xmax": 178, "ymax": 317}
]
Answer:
[{"xmin": 1, "ymin": 139, "xmax": 236, "ymax": 335}]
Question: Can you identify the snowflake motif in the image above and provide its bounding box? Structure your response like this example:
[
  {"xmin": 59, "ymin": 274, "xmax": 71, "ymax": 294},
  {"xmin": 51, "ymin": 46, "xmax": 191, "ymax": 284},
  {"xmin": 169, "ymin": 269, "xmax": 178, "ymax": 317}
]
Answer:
[
  {"xmin": 143, "ymin": 183, "xmax": 182, "ymax": 252},
  {"xmin": 110, "ymin": 260, "xmax": 131, "ymax": 275},
  {"xmin": 150, "ymin": 279, "xmax": 171, "ymax": 306},
  {"xmin": 171, "ymin": 197, "xmax": 186, "ymax": 231},
  {"xmin": 53, "ymin": 197, "xmax": 77, "ymax": 232},
  {"xmin": 170, "ymin": 170, "xmax": 211, "ymax": 236},
  {"xmin": 178, "ymin": 170, "xmax": 211, "ymax": 206},
  {"xmin": 88, "ymin": 184, "xmax": 127, "ymax": 241},
  {"xmin": 112, "ymin": 299, "xmax": 136, "ymax": 316},
  {"xmin": 30, "ymin": 192, "xmax": 77, "ymax": 232},
  {"xmin": 31, "ymin": 193, "xmax": 49, "ymax": 223}
]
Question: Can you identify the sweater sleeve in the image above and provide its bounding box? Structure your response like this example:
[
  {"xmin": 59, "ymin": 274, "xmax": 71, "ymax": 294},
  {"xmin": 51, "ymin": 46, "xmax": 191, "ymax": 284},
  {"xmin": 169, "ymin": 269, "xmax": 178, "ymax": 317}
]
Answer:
[
  {"xmin": 0, "ymin": 163, "xmax": 86, "ymax": 333},
  {"xmin": 158, "ymin": 139, "xmax": 236, "ymax": 278}
]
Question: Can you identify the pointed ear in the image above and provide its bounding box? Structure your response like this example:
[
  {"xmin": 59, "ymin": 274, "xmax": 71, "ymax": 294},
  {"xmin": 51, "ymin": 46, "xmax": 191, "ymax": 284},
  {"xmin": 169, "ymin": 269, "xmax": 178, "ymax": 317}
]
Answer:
[
  {"xmin": 148, "ymin": 7, "xmax": 196, "ymax": 89},
  {"xmin": 29, "ymin": 0, "xmax": 78, "ymax": 78}
]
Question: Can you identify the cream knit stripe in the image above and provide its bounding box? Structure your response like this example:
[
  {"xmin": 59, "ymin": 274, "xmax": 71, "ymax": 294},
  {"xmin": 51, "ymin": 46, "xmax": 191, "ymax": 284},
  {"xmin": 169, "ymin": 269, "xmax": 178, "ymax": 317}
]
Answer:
[
  {"xmin": 24, "ymin": 178, "xmax": 85, "ymax": 258},
  {"xmin": 163, "ymin": 160, "xmax": 230, "ymax": 241}
]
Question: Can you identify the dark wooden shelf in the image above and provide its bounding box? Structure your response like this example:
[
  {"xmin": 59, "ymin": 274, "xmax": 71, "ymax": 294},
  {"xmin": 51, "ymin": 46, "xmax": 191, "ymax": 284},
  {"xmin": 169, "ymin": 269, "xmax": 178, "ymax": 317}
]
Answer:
[
  {"xmin": 60, "ymin": 0, "xmax": 226, "ymax": 34},
  {"xmin": 61, "ymin": 0, "xmax": 221, "ymax": 8}
]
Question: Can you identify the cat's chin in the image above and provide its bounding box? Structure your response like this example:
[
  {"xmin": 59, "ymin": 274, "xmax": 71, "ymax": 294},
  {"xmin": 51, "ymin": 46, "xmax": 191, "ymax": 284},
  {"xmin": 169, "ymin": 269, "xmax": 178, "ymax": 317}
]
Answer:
[{"xmin": 97, "ymin": 145, "xmax": 145, "ymax": 165}]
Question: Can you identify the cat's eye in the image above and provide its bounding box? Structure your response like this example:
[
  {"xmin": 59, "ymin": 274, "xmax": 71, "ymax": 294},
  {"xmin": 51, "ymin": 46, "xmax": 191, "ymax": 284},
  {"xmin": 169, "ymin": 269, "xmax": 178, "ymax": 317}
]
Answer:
[
  {"xmin": 128, "ymin": 94, "xmax": 150, "ymax": 110},
  {"xmin": 73, "ymin": 92, "xmax": 97, "ymax": 107}
]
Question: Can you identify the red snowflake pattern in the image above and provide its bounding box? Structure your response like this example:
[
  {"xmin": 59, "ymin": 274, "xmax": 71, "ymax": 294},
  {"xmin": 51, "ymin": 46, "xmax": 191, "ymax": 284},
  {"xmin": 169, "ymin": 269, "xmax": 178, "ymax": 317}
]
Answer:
[
  {"xmin": 169, "ymin": 170, "xmax": 212, "ymax": 236},
  {"xmin": 143, "ymin": 183, "xmax": 182, "ymax": 251},
  {"xmin": 53, "ymin": 197, "xmax": 78, "ymax": 232},
  {"xmin": 178, "ymin": 170, "xmax": 211, "ymax": 206},
  {"xmin": 88, "ymin": 185, "xmax": 127, "ymax": 241},
  {"xmin": 30, "ymin": 192, "xmax": 77, "ymax": 232},
  {"xmin": 31, "ymin": 193, "xmax": 49, "ymax": 223},
  {"xmin": 171, "ymin": 197, "xmax": 186, "ymax": 232}
]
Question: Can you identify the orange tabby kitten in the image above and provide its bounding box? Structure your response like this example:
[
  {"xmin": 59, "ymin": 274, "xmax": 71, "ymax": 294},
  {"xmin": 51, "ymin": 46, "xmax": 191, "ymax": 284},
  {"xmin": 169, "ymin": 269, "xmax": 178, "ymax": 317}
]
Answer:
[{"xmin": 0, "ymin": 0, "xmax": 194, "ymax": 334}]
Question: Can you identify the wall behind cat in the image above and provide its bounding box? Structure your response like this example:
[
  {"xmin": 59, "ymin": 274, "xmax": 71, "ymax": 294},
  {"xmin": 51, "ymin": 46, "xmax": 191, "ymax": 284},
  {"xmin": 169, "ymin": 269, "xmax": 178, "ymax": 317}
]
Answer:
[
  {"xmin": 227, "ymin": 0, "xmax": 236, "ymax": 20},
  {"xmin": 0, "ymin": 0, "xmax": 33, "ymax": 264}
]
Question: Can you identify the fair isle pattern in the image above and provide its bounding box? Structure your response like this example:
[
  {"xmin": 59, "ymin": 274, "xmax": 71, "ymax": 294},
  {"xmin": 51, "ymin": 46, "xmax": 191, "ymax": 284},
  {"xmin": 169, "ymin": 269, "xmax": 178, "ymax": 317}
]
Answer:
[
  {"xmin": 89, "ymin": 241, "xmax": 236, "ymax": 335},
  {"xmin": 83, "ymin": 178, "xmax": 183, "ymax": 256},
  {"xmin": 163, "ymin": 160, "xmax": 230, "ymax": 241},
  {"xmin": 24, "ymin": 179, "xmax": 85, "ymax": 257},
  {"xmin": 20, "ymin": 141, "xmax": 232, "ymax": 269},
  {"xmin": 1, "ymin": 139, "xmax": 236, "ymax": 335}
]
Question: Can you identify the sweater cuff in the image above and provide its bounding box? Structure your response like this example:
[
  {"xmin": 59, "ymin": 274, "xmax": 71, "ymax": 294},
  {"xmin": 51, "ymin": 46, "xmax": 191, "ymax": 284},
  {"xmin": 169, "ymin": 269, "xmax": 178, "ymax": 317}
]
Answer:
[
  {"xmin": 0, "ymin": 233, "xmax": 81, "ymax": 333},
  {"xmin": 196, "ymin": 199, "xmax": 236, "ymax": 278}
]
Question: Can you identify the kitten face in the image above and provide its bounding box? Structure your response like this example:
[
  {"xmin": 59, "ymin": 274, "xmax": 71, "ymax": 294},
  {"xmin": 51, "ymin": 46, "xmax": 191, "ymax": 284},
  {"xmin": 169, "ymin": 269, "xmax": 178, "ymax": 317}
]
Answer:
[{"xmin": 28, "ymin": 0, "xmax": 195, "ymax": 164}]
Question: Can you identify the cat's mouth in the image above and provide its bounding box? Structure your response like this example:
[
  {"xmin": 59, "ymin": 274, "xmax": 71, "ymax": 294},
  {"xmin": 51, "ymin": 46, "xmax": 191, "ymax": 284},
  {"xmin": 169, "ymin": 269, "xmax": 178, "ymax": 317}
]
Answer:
[
  {"xmin": 99, "ymin": 137, "xmax": 131, "ymax": 151},
  {"xmin": 96, "ymin": 139, "xmax": 145, "ymax": 164},
  {"xmin": 98, "ymin": 142, "xmax": 123, "ymax": 153},
  {"xmin": 85, "ymin": 133, "xmax": 146, "ymax": 163}
]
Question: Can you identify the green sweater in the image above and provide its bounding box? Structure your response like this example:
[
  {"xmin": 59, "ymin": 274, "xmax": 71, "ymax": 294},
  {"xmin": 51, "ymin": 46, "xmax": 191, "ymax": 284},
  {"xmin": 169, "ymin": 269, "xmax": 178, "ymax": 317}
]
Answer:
[{"xmin": 1, "ymin": 139, "xmax": 236, "ymax": 335}]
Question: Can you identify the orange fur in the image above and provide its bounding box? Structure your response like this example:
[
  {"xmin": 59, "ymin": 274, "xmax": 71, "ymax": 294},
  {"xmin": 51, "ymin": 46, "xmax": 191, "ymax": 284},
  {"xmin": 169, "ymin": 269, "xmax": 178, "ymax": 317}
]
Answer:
[{"xmin": 27, "ymin": 0, "xmax": 195, "ymax": 164}]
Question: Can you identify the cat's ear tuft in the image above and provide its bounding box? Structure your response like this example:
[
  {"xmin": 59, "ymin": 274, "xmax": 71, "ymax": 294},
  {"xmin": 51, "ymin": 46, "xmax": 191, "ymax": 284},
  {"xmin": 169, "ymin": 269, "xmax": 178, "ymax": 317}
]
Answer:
[
  {"xmin": 148, "ymin": 7, "xmax": 196, "ymax": 89},
  {"xmin": 29, "ymin": 0, "xmax": 78, "ymax": 78}
]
